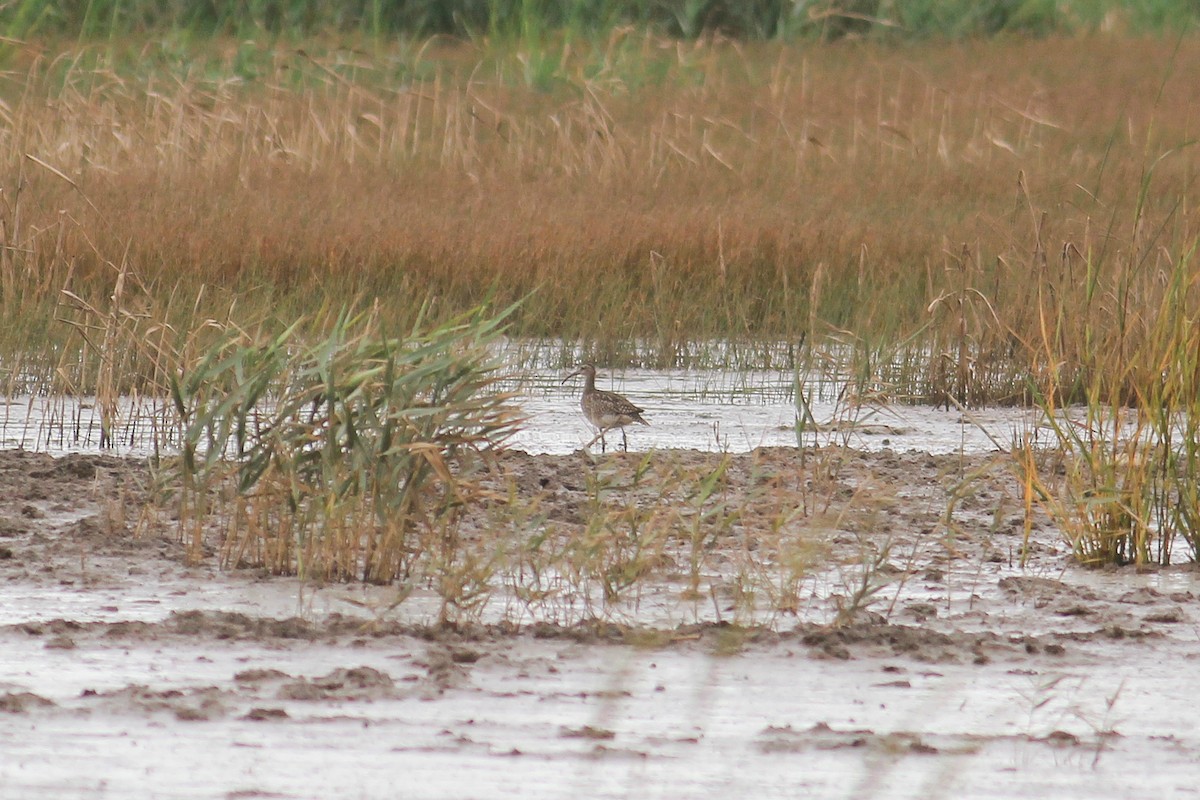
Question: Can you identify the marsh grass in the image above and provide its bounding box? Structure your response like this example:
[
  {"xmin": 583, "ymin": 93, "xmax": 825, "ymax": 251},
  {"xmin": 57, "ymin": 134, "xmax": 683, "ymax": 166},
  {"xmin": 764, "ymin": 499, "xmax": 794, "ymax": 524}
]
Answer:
[
  {"xmin": 160, "ymin": 302, "xmax": 523, "ymax": 599},
  {"xmin": 1016, "ymin": 339, "xmax": 1200, "ymax": 567},
  {"xmin": 1, "ymin": 34, "xmax": 1198, "ymax": 401},
  {"xmin": 1011, "ymin": 147, "xmax": 1200, "ymax": 565},
  {"xmin": 434, "ymin": 445, "xmax": 881, "ymax": 627}
]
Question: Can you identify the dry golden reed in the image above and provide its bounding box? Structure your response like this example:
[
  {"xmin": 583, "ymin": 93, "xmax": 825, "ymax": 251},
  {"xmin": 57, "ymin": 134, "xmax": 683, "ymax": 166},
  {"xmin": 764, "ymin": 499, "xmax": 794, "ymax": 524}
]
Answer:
[{"xmin": 1, "ymin": 33, "xmax": 1196, "ymax": 387}]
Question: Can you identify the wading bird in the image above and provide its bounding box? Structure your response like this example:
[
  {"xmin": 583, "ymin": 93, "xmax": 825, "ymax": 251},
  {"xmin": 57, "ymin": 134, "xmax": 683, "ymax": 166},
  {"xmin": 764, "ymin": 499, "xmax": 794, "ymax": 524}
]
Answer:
[{"xmin": 562, "ymin": 364, "xmax": 648, "ymax": 452}]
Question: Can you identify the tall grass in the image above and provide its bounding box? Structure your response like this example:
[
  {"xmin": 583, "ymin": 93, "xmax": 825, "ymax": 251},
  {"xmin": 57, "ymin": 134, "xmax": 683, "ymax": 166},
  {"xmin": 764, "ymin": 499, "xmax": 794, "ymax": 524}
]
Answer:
[
  {"xmin": 1013, "ymin": 241, "xmax": 1200, "ymax": 567},
  {"xmin": 160, "ymin": 350, "xmax": 883, "ymax": 623},
  {"xmin": 1013, "ymin": 162, "xmax": 1200, "ymax": 566},
  {"xmin": 163, "ymin": 302, "xmax": 523, "ymax": 592},
  {"xmin": 1, "ymin": 34, "xmax": 1198, "ymax": 399}
]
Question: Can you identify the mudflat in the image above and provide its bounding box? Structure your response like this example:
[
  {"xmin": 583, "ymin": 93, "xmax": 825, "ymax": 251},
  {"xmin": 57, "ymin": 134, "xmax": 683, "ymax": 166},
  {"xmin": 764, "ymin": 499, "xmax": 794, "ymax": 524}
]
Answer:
[{"xmin": 0, "ymin": 447, "xmax": 1196, "ymax": 799}]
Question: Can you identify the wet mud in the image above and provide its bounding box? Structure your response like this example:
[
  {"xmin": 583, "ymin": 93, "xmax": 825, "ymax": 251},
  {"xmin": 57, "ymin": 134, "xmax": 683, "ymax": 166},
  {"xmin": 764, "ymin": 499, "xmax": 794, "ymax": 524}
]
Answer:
[{"xmin": 1, "ymin": 448, "xmax": 1197, "ymax": 799}]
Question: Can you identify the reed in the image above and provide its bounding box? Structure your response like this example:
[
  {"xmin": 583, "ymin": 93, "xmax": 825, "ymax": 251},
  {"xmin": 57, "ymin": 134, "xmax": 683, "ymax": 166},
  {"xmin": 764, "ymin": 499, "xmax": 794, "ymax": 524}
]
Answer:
[
  {"xmin": 2, "ymin": 34, "xmax": 1198, "ymax": 402},
  {"xmin": 160, "ymin": 302, "xmax": 523, "ymax": 594},
  {"xmin": 1013, "ymin": 240, "xmax": 1200, "ymax": 567},
  {"xmin": 1012, "ymin": 142, "xmax": 1200, "ymax": 565}
]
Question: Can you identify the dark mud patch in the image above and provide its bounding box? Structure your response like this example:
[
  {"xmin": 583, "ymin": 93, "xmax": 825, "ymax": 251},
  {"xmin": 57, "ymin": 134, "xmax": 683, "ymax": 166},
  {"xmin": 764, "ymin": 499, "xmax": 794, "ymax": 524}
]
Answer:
[
  {"xmin": 0, "ymin": 691, "xmax": 56, "ymax": 713},
  {"xmin": 168, "ymin": 610, "xmax": 322, "ymax": 640},
  {"xmin": 1, "ymin": 450, "xmax": 142, "ymax": 506},
  {"xmin": 757, "ymin": 722, "xmax": 950, "ymax": 754},
  {"xmin": 83, "ymin": 684, "xmax": 231, "ymax": 721},
  {"xmin": 754, "ymin": 722, "xmax": 1108, "ymax": 757},
  {"xmin": 234, "ymin": 668, "xmax": 292, "ymax": 684},
  {"xmin": 278, "ymin": 666, "xmax": 397, "ymax": 702},
  {"xmin": 797, "ymin": 622, "xmax": 995, "ymax": 663},
  {"xmin": 1, "ymin": 607, "xmax": 1076, "ymax": 672}
]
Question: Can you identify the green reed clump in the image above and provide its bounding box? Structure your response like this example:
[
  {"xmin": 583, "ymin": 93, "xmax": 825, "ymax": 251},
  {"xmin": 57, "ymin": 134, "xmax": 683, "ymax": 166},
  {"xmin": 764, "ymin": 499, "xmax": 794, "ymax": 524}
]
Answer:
[{"xmin": 164, "ymin": 302, "xmax": 523, "ymax": 584}]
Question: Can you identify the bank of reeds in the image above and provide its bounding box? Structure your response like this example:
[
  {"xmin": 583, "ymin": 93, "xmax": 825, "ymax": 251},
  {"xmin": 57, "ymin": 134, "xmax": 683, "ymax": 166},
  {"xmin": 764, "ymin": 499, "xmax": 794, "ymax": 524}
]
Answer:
[{"xmin": 2, "ymin": 34, "xmax": 1197, "ymax": 398}]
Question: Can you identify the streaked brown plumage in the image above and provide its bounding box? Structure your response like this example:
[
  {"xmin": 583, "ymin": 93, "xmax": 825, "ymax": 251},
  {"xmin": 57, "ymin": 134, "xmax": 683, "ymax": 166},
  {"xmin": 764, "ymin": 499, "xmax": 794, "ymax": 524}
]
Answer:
[{"xmin": 562, "ymin": 364, "xmax": 648, "ymax": 452}]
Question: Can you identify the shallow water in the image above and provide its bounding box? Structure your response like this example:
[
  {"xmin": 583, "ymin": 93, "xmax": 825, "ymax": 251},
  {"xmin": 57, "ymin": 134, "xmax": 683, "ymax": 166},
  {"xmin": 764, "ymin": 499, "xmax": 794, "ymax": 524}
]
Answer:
[
  {"xmin": 1, "ymin": 367, "xmax": 1043, "ymax": 458},
  {"xmin": 518, "ymin": 368, "xmax": 1044, "ymax": 455}
]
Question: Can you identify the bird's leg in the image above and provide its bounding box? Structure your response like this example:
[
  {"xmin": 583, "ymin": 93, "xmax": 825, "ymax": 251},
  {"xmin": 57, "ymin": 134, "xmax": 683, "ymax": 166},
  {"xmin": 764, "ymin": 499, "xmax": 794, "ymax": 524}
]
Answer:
[
  {"xmin": 585, "ymin": 430, "xmax": 604, "ymax": 451},
  {"xmin": 621, "ymin": 428, "xmax": 628, "ymax": 452}
]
